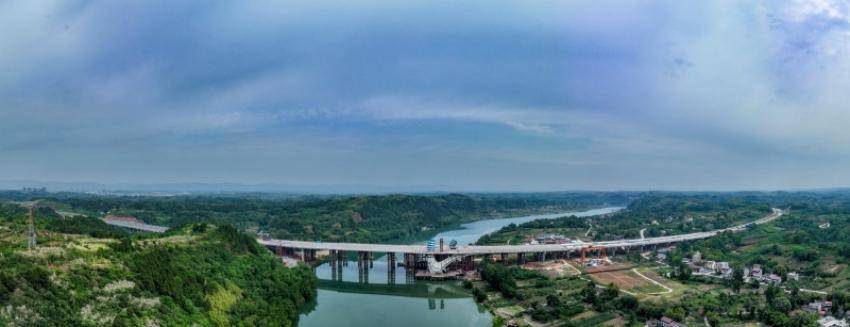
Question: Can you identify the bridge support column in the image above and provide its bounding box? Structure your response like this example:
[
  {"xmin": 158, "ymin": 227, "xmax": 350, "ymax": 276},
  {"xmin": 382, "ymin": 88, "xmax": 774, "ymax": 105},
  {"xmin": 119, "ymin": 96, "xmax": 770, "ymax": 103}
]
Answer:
[
  {"xmin": 275, "ymin": 246, "xmax": 284, "ymax": 257},
  {"xmin": 362, "ymin": 255, "xmax": 369, "ymax": 284},
  {"xmin": 336, "ymin": 252, "xmax": 344, "ymax": 281},
  {"xmin": 517, "ymin": 253, "xmax": 525, "ymax": 265},
  {"xmin": 404, "ymin": 253, "xmax": 415, "ymax": 283},
  {"xmin": 500, "ymin": 253, "xmax": 508, "ymax": 264},
  {"xmin": 387, "ymin": 252, "xmax": 396, "ymax": 284},
  {"xmin": 462, "ymin": 255, "xmax": 474, "ymax": 271},
  {"xmin": 357, "ymin": 251, "xmax": 369, "ymax": 283},
  {"xmin": 330, "ymin": 250, "xmax": 338, "ymax": 280}
]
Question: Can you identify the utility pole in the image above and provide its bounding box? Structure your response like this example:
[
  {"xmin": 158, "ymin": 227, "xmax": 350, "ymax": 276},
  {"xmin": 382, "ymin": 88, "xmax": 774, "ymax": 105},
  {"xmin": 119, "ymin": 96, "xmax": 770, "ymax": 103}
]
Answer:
[{"xmin": 27, "ymin": 206, "xmax": 36, "ymax": 250}]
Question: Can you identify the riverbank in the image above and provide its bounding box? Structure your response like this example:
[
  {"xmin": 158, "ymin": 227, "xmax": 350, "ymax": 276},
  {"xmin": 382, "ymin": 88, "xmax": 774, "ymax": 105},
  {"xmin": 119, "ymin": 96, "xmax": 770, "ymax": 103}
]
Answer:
[{"xmin": 297, "ymin": 207, "xmax": 623, "ymax": 327}]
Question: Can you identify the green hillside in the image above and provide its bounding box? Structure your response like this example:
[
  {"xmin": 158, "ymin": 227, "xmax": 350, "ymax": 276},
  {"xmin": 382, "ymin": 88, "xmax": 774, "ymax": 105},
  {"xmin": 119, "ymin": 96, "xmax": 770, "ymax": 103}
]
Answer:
[{"xmin": 0, "ymin": 203, "xmax": 316, "ymax": 326}]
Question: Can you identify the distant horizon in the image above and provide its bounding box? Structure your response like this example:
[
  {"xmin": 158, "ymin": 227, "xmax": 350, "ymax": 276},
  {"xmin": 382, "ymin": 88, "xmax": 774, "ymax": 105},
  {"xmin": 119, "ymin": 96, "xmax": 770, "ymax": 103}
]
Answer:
[{"xmin": 2, "ymin": 178, "xmax": 848, "ymax": 195}]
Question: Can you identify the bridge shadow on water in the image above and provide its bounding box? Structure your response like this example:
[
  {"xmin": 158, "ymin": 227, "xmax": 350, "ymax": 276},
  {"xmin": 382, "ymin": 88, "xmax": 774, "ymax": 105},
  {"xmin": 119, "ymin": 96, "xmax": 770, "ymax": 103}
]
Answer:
[
  {"xmin": 301, "ymin": 279, "xmax": 475, "ymax": 315},
  {"xmin": 315, "ymin": 278, "xmax": 471, "ymax": 299}
]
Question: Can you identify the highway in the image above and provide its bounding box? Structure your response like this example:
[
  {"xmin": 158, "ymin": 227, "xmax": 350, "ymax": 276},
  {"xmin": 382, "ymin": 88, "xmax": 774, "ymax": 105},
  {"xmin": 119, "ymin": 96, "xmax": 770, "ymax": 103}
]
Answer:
[
  {"xmin": 101, "ymin": 219, "xmax": 170, "ymax": 233},
  {"xmin": 258, "ymin": 208, "xmax": 783, "ymax": 255}
]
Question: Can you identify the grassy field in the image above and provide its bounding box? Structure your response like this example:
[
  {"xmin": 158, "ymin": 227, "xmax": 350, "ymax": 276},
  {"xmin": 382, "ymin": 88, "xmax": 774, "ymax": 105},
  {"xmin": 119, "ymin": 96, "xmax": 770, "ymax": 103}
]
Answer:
[{"xmin": 587, "ymin": 270, "xmax": 666, "ymax": 295}]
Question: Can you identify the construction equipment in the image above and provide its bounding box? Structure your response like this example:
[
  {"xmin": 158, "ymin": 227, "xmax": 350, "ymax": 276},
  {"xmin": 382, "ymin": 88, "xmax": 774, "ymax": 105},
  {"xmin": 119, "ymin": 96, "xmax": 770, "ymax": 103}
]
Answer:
[{"xmin": 579, "ymin": 245, "xmax": 607, "ymax": 263}]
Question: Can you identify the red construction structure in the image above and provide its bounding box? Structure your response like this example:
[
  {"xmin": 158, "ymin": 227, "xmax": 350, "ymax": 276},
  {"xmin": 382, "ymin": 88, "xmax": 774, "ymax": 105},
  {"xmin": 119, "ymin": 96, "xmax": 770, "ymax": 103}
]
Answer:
[{"xmin": 579, "ymin": 245, "xmax": 607, "ymax": 263}]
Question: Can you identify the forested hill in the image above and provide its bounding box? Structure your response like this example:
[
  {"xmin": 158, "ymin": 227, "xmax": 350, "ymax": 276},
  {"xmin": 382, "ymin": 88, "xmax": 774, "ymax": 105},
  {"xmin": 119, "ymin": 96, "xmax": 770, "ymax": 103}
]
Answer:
[
  {"xmin": 0, "ymin": 203, "xmax": 316, "ymax": 326},
  {"xmin": 1, "ymin": 192, "xmax": 634, "ymax": 243}
]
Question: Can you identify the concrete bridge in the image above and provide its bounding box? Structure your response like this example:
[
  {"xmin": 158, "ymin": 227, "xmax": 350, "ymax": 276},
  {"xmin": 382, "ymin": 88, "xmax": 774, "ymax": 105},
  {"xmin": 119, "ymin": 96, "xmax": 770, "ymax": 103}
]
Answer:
[
  {"xmin": 259, "ymin": 208, "xmax": 783, "ymax": 277},
  {"xmin": 101, "ymin": 207, "xmax": 782, "ymax": 278},
  {"xmin": 100, "ymin": 218, "xmax": 170, "ymax": 233}
]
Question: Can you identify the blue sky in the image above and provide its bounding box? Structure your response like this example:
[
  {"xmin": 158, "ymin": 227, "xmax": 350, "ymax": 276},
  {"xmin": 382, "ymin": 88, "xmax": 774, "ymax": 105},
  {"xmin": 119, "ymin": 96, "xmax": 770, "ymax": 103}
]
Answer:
[{"xmin": 2, "ymin": 0, "xmax": 850, "ymax": 191}]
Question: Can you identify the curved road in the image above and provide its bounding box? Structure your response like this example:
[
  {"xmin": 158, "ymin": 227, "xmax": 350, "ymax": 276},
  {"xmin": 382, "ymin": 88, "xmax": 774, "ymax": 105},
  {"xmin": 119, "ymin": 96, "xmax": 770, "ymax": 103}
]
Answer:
[{"xmin": 258, "ymin": 208, "xmax": 783, "ymax": 255}]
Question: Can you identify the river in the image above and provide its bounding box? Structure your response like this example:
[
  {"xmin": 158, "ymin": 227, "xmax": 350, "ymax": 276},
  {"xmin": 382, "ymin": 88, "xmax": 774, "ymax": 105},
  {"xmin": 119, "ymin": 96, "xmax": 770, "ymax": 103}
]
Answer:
[{"xmin": 298, "ymin": 206, "xmax": 623, "ymax": 327}]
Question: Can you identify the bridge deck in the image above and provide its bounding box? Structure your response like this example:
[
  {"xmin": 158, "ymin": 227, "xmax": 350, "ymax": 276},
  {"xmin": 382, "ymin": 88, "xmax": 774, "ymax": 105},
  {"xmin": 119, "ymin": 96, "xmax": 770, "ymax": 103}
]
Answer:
[
  {"xmin": 259, "ymin": 233, "xmax": 710, "ymax": 254},
  {"xmin": 101, "ymin": 219, "xmax": 170, "ymax": 233}
]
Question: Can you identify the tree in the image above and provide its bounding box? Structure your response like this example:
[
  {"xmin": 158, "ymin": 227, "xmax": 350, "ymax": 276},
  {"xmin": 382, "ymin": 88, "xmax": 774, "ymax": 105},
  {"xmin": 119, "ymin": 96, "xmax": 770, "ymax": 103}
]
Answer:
[
  {"xmin": 472, "ymin": 287, "xmax": 486, "ymax": 302},
  {"xmin": 731, "ymin": 266, "xmax": 744, "ymax": 293},
  {"xmin": 546, "ymin": 294, "xmax": 561, "ymax": 307},
  {"xmin": 616, "ymin": 295, "xmax": 638, "ymax": 309},
  {"xmin": 676, "ymin": 262, "xmax": 692, "ymax": 280},
  {"xmin": 582, "ymin": 282, "xmax": 597, "ymax": 304},
  {"xmin": 602, "ymin": 283, "xmax": 619, "ymax": 301},
  {"xmin": 773, "ymin": 296, "xmax": 792, "ymax": 313}
]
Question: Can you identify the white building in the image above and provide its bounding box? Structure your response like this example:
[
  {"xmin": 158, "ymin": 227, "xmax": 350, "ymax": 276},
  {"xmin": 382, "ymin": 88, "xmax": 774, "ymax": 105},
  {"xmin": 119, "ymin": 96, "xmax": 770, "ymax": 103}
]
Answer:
[
  {"xmin": 751, "ymin": 264, "xmax": 763, "ymax": 278},
  {"xmin": 818, "ymin": 316, "xmax": 847, "ymax": 327},
  {"xmin": 788, "ymin": 272, "xmax": 800, "ymax": 281}
]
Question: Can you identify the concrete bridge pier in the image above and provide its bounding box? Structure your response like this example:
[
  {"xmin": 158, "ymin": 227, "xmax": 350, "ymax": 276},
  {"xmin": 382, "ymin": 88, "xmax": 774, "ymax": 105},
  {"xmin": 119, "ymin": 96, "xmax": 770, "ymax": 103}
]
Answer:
[
  {"xmin": 302, "ymin": 249, "xmax": 316, "ymax": 262},
  {"xmin": 357, "ymin": 251, "xmax": 371, "ymax": 283},
  {"xmin": 500, "ymin": 253, "xmax": 508, "ymax": 264},
  {"xmin": 403, "ymin": 253, "xmax": 411, "ymax": 269},
  {"xmin": 330, "ymin": 250, "xmax": 338, "ymax": 280},
  {"xmin": 336, "ymin": 255, "xmax": 344, "ymax": 281},
  {"xmin": 387, "ymin": 252, "xmax": 396, "ymax": 284},
  {"xmin": 363, "ymin": 259, "xmax": 369, "ymax": 284},
  {"xmin": 462, "ymin": 255, "xmax": 474, "ymax": 271},
  {"xmin": 536, "ymin": 252, "xmax": 546, "ymax": 262},
  {"xmin": 404, "ymin": 253, "xmax": 417, "ymax": 283},
  {"xmin": 517, "ymin": 253, "xmax": 525, "ymax": 265}
]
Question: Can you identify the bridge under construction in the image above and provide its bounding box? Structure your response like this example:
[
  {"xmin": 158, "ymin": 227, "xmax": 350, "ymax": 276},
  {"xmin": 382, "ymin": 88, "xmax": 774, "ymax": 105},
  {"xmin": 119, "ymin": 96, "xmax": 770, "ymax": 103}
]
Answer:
[
  {"xmin": 257, "ymin": 208, "xmax": 782, "ymax": 279},
  {"xmin": 102, "ymin": 208, "xmax": 782, "ymax": 280}
]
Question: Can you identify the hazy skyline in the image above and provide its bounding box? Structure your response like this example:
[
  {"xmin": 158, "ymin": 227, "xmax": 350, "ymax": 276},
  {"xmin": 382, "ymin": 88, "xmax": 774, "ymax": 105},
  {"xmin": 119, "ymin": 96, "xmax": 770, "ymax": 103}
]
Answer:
[{"xmin": 2, "ymin": 1, "xmax": 850, "ymax": 192}]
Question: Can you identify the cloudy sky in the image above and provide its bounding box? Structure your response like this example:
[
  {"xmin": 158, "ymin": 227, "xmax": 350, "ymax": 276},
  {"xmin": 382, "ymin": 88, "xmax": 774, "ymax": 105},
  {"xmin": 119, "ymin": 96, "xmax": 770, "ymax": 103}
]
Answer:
[{"xmin": 2, "ymin": 0, "xmax": 850, "ymax": 192}]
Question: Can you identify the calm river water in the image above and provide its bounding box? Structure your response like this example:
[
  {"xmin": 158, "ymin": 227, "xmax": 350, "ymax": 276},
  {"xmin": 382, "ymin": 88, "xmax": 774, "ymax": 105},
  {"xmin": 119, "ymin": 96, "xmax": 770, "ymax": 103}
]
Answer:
[{"xmin": 298, "ymin": 206, "xmax": 622, "ymax": 327}]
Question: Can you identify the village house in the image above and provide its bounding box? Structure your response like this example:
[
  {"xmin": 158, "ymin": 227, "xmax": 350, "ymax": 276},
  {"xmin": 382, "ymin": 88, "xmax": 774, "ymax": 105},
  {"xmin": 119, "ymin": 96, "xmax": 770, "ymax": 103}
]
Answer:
[
  {"xmin": 646, "ymin": 316, "xmax": 685, "ymax": 327},
  {"xmin": 804, "ymin": 301, "xmax": 833, "ymax": 316},
  {"xmin": 817, "ymin": 316, "xmax": 848, "ymax": 327},
  {"xmin": 788, "ymin": 272, "xmax": 800, "ymax": 281}
]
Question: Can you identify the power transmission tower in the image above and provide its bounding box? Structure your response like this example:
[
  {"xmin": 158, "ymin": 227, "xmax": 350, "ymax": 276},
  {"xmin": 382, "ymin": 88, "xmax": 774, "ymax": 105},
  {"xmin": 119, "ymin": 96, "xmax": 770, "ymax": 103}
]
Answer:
[{"xmin": 27, "ymin": 206, "xmax": 36, "ymax": 250}]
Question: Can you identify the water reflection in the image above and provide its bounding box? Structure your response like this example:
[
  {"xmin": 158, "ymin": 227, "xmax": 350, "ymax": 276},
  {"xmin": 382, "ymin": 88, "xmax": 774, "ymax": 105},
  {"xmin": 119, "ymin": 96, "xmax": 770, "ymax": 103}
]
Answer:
[{"xmin": 298, "ymin": 207, "xmax": 623, "ymax": 327}]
